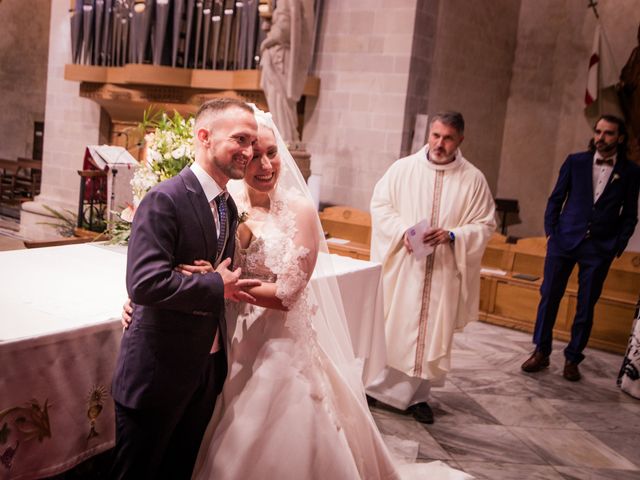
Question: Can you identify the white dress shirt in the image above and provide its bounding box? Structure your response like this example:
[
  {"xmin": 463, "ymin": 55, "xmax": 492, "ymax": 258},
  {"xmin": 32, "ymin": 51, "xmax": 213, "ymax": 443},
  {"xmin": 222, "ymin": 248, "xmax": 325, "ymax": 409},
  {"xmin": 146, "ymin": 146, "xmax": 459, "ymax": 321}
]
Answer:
[
  {"xmin": 190, "ymin": 162, "xmax": 226, "ymax": 353},
  {"xmin": 592, "ymin": 152, "xmax": 616, "ymax": 203},
  {"xmin": 190, "ymin": 162, "xmax": 226, "ymax": 241}
]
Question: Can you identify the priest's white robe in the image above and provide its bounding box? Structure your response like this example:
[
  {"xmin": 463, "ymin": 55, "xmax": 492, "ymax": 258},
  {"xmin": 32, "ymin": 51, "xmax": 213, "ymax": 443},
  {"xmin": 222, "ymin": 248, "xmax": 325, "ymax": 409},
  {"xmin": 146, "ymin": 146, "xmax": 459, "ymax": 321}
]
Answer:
[{"xmin": 369, "ymin": 147, "xmax": 495, "ymax": 399}]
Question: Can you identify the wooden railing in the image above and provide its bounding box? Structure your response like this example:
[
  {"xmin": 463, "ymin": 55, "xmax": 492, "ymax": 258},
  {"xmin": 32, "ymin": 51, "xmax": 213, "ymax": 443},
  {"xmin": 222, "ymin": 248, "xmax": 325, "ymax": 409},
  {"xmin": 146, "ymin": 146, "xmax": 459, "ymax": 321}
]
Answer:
[
  {"xmin": 479, "ymin": 234, "xmax": 640, "ymax": 354},
  {"xmin": 315, "ymin": 208, "xmax": 639, "ymax": 354}
]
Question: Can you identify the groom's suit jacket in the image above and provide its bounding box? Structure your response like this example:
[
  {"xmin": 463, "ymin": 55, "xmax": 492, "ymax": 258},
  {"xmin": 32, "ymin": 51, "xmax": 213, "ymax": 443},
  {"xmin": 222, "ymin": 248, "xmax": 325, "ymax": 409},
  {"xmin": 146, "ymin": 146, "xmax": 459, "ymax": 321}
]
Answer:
[
  {"xmin": 112, "ymin": 167, "xmax": 238, "ymax": 410},
  {"xmin": 544, "ymin": 150, "xmax": 640, "ymax": 257}
]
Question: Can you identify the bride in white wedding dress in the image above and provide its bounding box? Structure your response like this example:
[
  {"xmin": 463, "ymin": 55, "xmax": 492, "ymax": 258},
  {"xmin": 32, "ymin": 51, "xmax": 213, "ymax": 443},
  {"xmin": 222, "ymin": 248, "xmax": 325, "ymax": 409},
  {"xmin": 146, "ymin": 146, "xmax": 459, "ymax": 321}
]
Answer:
[{"xmin": 191, "ymin": 108, "xmax": 472, "ymax": 480}]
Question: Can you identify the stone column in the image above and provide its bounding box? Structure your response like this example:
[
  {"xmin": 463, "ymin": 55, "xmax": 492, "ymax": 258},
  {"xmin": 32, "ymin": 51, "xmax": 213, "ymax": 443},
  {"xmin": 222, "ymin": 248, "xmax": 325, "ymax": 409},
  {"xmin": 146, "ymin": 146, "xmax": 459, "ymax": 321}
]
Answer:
[{"xmin": 20, "ymin": 1, "xmax": 102, "ymax": 241}]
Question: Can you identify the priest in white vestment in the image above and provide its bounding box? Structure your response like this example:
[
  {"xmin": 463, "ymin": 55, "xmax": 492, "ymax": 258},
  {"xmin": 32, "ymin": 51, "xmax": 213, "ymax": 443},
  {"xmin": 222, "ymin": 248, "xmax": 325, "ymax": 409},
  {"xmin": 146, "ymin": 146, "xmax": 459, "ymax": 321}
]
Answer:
[{"xmin": 367, "ymin": 111, "xmax": 495, "ymax": 423}]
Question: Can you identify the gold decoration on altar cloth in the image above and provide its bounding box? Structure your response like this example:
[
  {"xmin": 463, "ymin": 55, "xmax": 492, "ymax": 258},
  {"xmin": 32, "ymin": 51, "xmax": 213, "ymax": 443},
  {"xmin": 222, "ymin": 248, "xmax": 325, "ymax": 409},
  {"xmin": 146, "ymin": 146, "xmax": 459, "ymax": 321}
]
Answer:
[
  {"xmin": 0, "ymin": 398, "xmax": 52, "ymax": 471},
  {"xmin": 86, "ymin": 385, "xmax": 108, "ymax": 441},
  {"xmin": 0, "ymin": 399, "xmax": 51, "ymax": 443}
]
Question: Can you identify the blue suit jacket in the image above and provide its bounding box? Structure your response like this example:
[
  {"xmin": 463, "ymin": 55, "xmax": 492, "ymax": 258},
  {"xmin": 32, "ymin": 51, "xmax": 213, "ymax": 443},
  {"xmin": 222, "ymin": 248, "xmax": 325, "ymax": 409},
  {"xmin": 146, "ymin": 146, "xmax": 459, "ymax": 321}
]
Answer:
[
  {"xmin": 112, "ymin": 167, "xmax": 237, "ymax": 410},
  {"xmin": 544, "ymin": 151, "xmax": 640, "ymax": 257}
]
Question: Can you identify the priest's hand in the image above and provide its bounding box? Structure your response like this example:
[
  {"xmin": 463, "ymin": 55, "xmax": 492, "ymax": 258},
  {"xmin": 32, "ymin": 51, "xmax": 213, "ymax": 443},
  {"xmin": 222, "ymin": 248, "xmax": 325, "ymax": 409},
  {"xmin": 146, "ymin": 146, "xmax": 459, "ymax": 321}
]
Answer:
[
  {"xmin": 423, "ymin": 228, "xmax": 452, "ymax": 246},
  {"xmin": 403, "ymin": 231, "xmax": 413, "ymax": 253}
]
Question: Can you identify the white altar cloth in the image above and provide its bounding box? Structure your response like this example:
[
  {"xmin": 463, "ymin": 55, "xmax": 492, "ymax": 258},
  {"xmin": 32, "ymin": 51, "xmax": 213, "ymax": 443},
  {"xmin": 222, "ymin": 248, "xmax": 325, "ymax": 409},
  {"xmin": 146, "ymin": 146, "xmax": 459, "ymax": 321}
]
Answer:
[
  {"xmin": 1, "ymin": 244, "xmax": 127, "ymax": 342},
  {"xmin": 326, "ymin": 253, "xmax": 387, "ymax": 386},
  {"xmin": 0, "ymin": 244, "xmax": 386, "ymax": 478}
]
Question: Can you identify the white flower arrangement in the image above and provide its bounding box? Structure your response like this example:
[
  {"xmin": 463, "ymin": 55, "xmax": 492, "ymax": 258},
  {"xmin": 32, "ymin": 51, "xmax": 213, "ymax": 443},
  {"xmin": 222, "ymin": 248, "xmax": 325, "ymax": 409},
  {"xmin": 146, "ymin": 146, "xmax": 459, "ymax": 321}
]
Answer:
[{"xmin": 110, "ymin": 110, "xmax": 195, "ymax": 244}]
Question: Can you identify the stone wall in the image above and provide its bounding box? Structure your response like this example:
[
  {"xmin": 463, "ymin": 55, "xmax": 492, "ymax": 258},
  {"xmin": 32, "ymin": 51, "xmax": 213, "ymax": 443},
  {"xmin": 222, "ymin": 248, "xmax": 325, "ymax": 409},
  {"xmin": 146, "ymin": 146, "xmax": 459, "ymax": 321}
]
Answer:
[
  {"xmin": 304, "ymin": 0, "xmax": 521, "ymax": 209},
  {"xmin": 418, "ymin": 0, "xmax": 521, "ymax": 192},
  {"xmin": 20, "ymin": 0, "xmax": 102, "ymax": 240},
  {"xmin": 399, "ymin": 0, "xmax": 439, "ymax": 158},
  {"xmin": 0, "ymin": 0, "xmax": 50, "ymax": 161},
  {"xmin": 303, "ymin": 0, "xmax": 418, "ymax": 210}
]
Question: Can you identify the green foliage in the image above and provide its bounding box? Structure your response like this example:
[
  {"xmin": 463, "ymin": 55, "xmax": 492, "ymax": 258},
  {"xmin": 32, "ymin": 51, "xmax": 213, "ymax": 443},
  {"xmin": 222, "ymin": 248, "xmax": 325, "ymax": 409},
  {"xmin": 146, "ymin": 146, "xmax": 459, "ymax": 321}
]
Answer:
[
  {"xmin": 38, "ymin": 205, "xmax": 78, "ymax": 237},
  {"xmin": 107, "ymin": 214, "xmax": 132, "ymax": 245}
]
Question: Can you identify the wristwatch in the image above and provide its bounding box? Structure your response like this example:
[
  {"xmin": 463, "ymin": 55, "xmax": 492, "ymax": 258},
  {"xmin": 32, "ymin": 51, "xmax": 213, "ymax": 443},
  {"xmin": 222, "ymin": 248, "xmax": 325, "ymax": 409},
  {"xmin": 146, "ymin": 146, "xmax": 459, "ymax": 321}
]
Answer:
[{"xmin": 448, "ymin": 231, "xmax": 455, "ymax": 243}]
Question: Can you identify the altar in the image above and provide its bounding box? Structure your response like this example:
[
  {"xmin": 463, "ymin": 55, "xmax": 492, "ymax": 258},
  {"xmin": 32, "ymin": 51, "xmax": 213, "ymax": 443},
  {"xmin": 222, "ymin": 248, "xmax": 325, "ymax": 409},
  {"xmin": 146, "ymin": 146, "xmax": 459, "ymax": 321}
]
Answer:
[{"xmin": 0, "ymin": 244, "xmax": 386, "ymax": 479}]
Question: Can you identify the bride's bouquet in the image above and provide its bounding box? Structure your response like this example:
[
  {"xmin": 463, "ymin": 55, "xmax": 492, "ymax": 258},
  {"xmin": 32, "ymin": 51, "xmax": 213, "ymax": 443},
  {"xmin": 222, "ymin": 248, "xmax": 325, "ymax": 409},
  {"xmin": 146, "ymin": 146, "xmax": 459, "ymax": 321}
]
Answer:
[{"xmin": 110, "ymin": 110, "xmax": 195, "ymax": 244}]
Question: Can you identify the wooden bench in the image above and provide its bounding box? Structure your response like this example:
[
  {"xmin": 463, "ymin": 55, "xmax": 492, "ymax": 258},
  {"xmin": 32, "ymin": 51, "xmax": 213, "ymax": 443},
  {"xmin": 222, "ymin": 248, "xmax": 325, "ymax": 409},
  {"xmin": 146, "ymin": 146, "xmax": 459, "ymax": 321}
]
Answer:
[
  {"xmin": 0, "ymin": 158, "xmax": 42, "ymax": 204},
  {"xmin": 0, "ymin": 158, "xmax": 19, "ymax": 204},
  {"xmin": 14, "ymin": 158, "xmax": 43, "ymax": 200},
  {"xmin": 319, "ymin": 206, "xmax": 371, "ymax": 260},
  {"xmin": 479, "ymin": 234, "xmax": 640, "ymax": 354}
]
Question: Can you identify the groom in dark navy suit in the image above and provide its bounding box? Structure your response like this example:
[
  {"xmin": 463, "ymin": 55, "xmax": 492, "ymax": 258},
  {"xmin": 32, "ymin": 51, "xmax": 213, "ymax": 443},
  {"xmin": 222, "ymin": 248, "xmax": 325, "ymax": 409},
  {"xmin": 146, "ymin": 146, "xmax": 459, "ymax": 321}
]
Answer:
[
  {"xmin": 110, "ymin": 98, "xmax": 259, "ymax": 479},
  {"xmin": 522, "ymin": 115, "xmax": 640, "ymax": 381}
]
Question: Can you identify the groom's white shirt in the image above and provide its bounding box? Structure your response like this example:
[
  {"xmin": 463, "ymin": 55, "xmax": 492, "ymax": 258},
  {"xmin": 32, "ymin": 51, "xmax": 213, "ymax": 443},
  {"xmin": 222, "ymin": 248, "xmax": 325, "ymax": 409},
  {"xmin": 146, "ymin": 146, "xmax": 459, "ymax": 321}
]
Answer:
[
  {"xmin": 190, "ymin": 162, "xmax": 226, "ymax": 354},
  {"xmin": 191, "ymin": 162, "xmax": 226, "ymax": 240}
]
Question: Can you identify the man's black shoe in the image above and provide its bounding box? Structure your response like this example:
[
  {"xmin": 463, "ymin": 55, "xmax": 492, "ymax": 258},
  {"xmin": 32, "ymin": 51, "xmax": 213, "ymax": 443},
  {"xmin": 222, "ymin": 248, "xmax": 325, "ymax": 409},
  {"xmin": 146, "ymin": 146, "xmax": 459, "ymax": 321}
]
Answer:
[{"xmin": 407, "ymin": 402, "xmax": 434, "ymax": 424}]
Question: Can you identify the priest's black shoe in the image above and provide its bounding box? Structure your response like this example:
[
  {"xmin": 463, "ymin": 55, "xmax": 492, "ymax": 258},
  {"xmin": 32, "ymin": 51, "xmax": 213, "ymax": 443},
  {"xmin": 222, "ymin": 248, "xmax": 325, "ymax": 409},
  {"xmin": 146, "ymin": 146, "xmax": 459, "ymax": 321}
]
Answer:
[{"xmin": 407, "ymin": 402, "xmax": 434, "ymax": 424}]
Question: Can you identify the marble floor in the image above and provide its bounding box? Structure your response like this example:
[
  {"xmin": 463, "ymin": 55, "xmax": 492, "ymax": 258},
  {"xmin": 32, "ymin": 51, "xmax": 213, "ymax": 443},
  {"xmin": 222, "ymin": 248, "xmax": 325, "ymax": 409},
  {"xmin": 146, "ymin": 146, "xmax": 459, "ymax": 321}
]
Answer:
[
  {"xmin": 0, "ymin": 213, "xmax": 24, "ymax": 251},
  {"xmin": 371, "ymin": 321, "xmax": 640, "ymax": 480}
]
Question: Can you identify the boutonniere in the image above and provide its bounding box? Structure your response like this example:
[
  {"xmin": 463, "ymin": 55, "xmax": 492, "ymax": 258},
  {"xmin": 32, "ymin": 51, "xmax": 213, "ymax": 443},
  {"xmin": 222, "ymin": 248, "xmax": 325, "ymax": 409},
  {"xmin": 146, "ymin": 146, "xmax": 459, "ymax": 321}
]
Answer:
[
  {"xmin": 611, "ymin": 173, "xmax": 620, "ymax": 183},
  {"xmin": 239, "ymin": 211, "xmax": 250, "ymax": 223}
]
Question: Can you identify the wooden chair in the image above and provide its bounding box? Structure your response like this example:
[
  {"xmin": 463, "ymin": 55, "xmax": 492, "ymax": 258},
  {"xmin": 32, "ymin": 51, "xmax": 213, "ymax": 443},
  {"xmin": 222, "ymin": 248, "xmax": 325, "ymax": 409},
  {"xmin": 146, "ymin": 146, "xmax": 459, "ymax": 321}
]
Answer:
[
  {"xmin": 319, "ymin": 206, "xmax": 372, "ymax": 260},
  {"xmin": 13, "ymin": 158, "xmax": 43, "ymax": 200},
  {"xmin": 0, "ymin": 158, "xmax": 19, "ymax": 204},
  {"xmin": 509, "ymin": 236, "xmax": 547, "ymax": 278},
  {"xmin": 319, "ymin": 206, "xmax": 371, "ymax": 244},
  {"xmin": 481, "ymin": 232, "xmax": 512, "ymax": 270}
]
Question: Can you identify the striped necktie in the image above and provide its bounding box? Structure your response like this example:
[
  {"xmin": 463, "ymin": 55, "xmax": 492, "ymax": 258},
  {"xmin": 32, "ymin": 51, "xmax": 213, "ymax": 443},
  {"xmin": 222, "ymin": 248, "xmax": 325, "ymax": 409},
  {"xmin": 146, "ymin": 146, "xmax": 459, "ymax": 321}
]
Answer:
[{"xmin": 214, "ymin": 193, "xmax": 228, "ymax": 263}]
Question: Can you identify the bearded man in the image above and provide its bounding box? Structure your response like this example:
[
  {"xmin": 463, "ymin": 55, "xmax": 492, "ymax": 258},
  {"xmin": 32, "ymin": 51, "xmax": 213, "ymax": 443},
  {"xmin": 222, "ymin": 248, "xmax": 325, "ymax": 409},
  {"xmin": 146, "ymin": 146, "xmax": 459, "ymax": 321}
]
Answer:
[
  {"xmin": 521, "ymin": 114, "xmax": 640, "ymax": 382},
  {"xmin": 368, "ymin": 111, "xmax": 495, "ymax": 423}
]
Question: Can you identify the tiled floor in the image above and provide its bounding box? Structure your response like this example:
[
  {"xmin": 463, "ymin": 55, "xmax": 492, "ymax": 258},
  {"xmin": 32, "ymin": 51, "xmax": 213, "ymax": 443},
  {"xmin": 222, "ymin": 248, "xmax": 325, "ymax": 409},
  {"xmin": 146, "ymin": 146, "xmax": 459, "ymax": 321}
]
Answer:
[{"xmin": 371, "ymin": 321, "xmax": 640, "ymax": 480}]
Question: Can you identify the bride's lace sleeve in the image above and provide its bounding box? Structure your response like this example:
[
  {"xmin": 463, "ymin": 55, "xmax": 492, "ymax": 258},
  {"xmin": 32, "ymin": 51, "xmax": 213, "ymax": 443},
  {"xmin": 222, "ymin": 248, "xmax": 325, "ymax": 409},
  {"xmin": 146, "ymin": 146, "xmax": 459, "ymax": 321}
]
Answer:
[{"xmin": 264, "ymin": 196, "xmax": 320, "ymax": 308}]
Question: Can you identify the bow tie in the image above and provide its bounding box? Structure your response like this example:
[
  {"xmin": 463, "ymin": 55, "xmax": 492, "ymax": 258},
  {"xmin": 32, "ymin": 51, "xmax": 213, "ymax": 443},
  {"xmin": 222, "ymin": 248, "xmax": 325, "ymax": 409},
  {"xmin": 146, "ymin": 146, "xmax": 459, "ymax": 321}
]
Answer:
[{"xmin": 595, "ymin": 157, "xmax": 614, "ymax": 166}]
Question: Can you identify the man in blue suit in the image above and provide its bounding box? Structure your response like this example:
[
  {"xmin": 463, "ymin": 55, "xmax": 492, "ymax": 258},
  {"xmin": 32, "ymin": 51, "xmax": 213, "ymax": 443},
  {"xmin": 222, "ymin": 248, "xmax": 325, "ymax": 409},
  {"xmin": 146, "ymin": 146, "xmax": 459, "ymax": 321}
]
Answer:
[
  {"xmin": 522, "ymin": 115, "xmax": 640, "ymax": 381},
  {"xmin": 111, "ymin": 98, "xmax": 260, "ymax": 479}
]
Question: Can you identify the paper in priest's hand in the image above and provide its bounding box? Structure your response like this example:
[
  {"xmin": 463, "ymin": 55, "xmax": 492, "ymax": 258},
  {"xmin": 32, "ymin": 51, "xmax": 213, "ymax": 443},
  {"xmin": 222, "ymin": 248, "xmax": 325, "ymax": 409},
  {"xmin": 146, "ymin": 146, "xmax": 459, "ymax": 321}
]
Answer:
[{"xmin": 407, "ymin": 219, "xmax": 435, "ymax": 260}]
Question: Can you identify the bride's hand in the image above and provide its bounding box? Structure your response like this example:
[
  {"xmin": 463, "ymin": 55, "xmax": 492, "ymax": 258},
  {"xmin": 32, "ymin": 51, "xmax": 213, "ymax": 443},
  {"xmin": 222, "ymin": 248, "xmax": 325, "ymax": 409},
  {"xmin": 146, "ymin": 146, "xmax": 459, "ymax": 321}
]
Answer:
[
  {"xmin": 215, "ymin": 258, "xmax": 261, "ymax": 303},
  {"xmin": 174, "ymin": 259, "xmax": 214, "ymax": 276}
]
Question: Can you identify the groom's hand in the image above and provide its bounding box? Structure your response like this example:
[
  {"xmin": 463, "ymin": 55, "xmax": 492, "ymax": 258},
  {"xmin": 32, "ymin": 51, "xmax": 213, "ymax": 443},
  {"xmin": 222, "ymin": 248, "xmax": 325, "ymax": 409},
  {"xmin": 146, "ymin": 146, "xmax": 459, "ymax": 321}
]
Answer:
[
  {"xmin": 121, "ymin": 298, "xmax": 133, "ymax": 330},
  {"xmin": 216, "ymin": 258, "xmax": 261, "ymax": 303}
]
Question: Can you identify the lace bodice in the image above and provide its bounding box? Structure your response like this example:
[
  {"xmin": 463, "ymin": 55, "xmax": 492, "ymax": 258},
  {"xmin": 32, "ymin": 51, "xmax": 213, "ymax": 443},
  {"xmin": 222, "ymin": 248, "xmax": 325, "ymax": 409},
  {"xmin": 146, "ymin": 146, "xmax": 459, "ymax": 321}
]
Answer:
[
  {"xmin": 235, "ymin": 191, "xmax": 315, "ymax": 311},
  {"xmin": 238, "ymin": 237, "xmax": 276, "ymax": 283}
]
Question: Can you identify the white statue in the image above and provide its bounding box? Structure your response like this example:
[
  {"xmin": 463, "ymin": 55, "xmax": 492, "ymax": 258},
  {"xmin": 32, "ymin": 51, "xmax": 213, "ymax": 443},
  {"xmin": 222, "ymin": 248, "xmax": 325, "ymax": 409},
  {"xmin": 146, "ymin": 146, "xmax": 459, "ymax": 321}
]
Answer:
[{"xmin": 260, "ymin": 0, "xmax": 315, "ymax": 145}]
